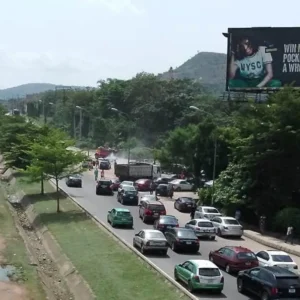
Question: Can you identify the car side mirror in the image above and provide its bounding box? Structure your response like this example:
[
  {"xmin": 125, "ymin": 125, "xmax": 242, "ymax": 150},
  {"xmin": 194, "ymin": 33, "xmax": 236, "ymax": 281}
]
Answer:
[
  {"xmin": 108, "ymin": 210, "xmax": 111, "ymax": 213},
  {"xmin": 135, "ymin": 233, "xmax": 139, "ymax": 236}
]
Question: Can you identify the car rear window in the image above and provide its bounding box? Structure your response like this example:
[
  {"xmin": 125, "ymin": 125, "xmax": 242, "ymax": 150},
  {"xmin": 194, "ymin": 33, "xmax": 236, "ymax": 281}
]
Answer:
[
  {"xmin": 146, "ymin": 232, "xmax": 164, "ymax": 239},
  {"xmin": 224, "ymin": 219, "xmax": 239, "ymax": 225},
  {"xmin": 181, "ymin": 197, "xmax": 194, "ymax": 203},
  {"xmin": 198, "ymin": 221, "xmax": 213, "ymax": 228},
  {"xmin": 203, "ymin": 208, "xmax": 219, "ymax": 214},
  {"xmin": 99, "ymin": 181, "xmax": 111, "ymax": 186},
  {"xmin": 177, "ymin": 230, "xmax": 197, "ymax": 239},
  {"xmin": 276, "ymin": 277, "xmax": 300, "ymax": 288},
  {"xmin": 160, "ymin": 217, "xmax": 177, "ymax": 224},
  {"xmin": 149, "ymin": 204, "xmax": 165, "ymax": 211},
  {"xmin": 198, "ymin": 268, "xmax": 221, "ymax": 277},
  {"xmin": 116, "ymin": 211, "xmax": 131, "ymax": 217},
  {"xmin": 271, "ymin": 255, "xmax": 293, "ymax": 262},
  {"xmin": 237, "ymin": 252, "xmax": 257, "ymax": 260}
]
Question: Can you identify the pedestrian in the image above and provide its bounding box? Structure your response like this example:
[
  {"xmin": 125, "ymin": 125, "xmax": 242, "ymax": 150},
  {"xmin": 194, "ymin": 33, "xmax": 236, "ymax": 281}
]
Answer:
[
  {"xmin": 101, "ymin": 169, "xmax": 104, "ymax": 178},
  {"xmin": 235, "ymin": 209, "xmax": 241, "ymax": 221},
  {"xmin": 259, "ymin": 215, "xmax": 266, "ymax": 235},
  {"xmin": 94, "ymin": 168, "xmax": 98, "ymax": 181},
  {"xmin": 190, "ymin": 206, "xmax": 196, "ymax": 220},
  {"xmin": 149, "ymin": 181, "xmax": 155, "ymax": 195},
  {"xmin": 285, "ymin": 225, "xmax": 294, "ymax": 245}
]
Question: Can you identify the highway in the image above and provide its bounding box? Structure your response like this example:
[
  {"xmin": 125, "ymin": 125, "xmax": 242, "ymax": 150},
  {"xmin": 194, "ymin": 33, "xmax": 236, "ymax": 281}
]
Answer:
[{"xmin": 59, "ymin": 166, "xmax": 300, "ymax": 300}]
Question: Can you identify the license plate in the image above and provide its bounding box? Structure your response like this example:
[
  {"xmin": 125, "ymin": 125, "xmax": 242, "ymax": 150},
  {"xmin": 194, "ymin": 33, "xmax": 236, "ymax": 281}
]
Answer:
[
  {"xmin": 245, "ymin": 262, "xmax": 251, "ymax": 266},
  {"xmin": 289, "ymin": 289, "xmax": 296, "ymax": 293},
  {"xmin": 186, "ymin": 242, "xmax": 191, "ymax": 244},
  {"xmin": 187, "ymin": 205, "xmax": 191, "ymax": 207},
  {"xmin": 130, "ymin": 196, "xmax": 133, "ymax": 199},
  {"xmin": 202, "ymin": 279, "xmax": 213, "ymax": 284},
  {"xmin": 154, "ymin": 213, "xmax": 159, "ymax": 216}
]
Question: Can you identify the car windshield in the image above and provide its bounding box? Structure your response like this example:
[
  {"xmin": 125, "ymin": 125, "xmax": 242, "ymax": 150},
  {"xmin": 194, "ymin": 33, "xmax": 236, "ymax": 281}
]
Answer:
[
  {"xmin": 116, "ymin": 211, "xmax": 131, "ymax": 217},
  {"xmin": 198, "ymin": 221, "xmax": 213, "ymax": 228},
  {"xmin": 223, "ymin": 219, "xmax": 239, "ymax": 225},
  {"xmin": 177, "ymin": 230, "xmax": 196, "ymax": 239},
  {"xmin": 71, "ymin": 174, "xmax": 81, "ymax": 178},
  {"xmin": 160, "ymin": 217, "xmax": 177, "ymax": 224},
  {"xmin": 149, "ymin": 204, "xmax": 165, "ymax": 211},
  {"xmin": 203, "ymin": 208, "xmax": 219, "ymax": 214},
  {"xmin": 122, "ymin": 181, "xmax": 133, "ymax": 185},
  {"xmin": 146, "ymin": 232, "xmax": 164, "ymax": 239},
  {"xmin": 271, "ymin": 255, "xmax": 293, "ymax": 262},
  {"xmin": 198, "ymin": 268, "xmax": 221, "ymax": 277},
  {"xmin": 124, "ymin": 186, "xmax": 136, "ymax": 192},
  {"xmin": 237, "ymin": 252, "xmax": 257, "ymax": 260}
]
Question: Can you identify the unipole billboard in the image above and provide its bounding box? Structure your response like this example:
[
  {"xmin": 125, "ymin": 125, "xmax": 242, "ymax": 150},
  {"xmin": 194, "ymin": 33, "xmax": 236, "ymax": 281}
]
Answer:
[{"xmin": 224, "ymin": 27, "xmax": 300, "ymax": 92}]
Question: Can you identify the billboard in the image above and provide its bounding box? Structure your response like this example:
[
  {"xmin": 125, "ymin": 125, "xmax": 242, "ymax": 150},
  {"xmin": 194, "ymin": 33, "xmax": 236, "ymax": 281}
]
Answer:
[{"xmin": 224, "ymin": 27, "xmax": 300, "ymax": 91}]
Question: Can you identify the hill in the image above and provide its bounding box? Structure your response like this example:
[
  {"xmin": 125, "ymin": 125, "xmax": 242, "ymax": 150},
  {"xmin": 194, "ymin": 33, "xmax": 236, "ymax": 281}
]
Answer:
[
  {"xmin": 0, "ymin": 83, "xmax": 69, "ymax": 99},
  {"xmin": 160, "ymin": 52, "xmax": 227, "ymax": 93}
]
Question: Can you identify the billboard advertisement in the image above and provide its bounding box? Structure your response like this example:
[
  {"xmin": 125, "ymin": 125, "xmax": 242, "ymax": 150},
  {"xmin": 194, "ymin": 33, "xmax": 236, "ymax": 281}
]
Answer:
[{"xmin": 224, "ymin": 27, "xmax": 300, "ymax": 91}]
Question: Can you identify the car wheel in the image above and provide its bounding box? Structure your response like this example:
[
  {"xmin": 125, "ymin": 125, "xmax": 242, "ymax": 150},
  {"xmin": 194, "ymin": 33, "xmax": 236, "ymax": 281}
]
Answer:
[
  {"xmin": 174, "ymin": 270, "xmax": 179, "ymax": 281},
  {"xmin": 210, "ymin": 236, "xmax": 216, "ymax": 241},
  {"xmin": 171, "ymin": 242, "xmax": 177, "ymax": 252},
  {"xmin": 107, "ymin": 217, "xmax": 110, "ymax": 223},
  {"xmin": 121, "ymin": 198, "xmax": 124, "ymax": 205},
  {"xmin": 176, "ymin": 187, "xmax": 181, "ymax": 191},
  {"xmin": 141, "ymin": 244, "xmax": 146, "ymax": 254},
  {"xmin": 111, "ymin": 222, "xmax": 115, "ymax": 228},
  {"xmin": 142, "ymin": 215, "xmax": 147, "ymax": 223},
  {"xmin": 225, "ymin": 264, "xmax": 231, "ymax": 274},
  {"xmin": 237, "ymin": 278, "xmax": 244, "ymax": 293},
  {"xmin": 96, "ymin": 190, "xmax": 99, "ymax": 195},
  {"xmin": 261, "ymin": 291, "xmax": 269, "ymax": 300},
  {"xmin": 187, "ymin": 280, "xmax": 194, "ymax": 292},
  {"xmin": 133, "ymin": 239, "xmax": 136, "ymax": 247},
  {"xmin": 162, "ymin": 249, "xmax": 168, "ymax": 256},
  {"xmin": 215, "ymin": 289, "xmax": 222, "ymax": 294},
  {"xmin": 217, "ymin": 228, "xmax": 222, "ymax": 236},
  {"xmin": 174, "ymin": 203, "xmax": 176, "ymax": 209}
]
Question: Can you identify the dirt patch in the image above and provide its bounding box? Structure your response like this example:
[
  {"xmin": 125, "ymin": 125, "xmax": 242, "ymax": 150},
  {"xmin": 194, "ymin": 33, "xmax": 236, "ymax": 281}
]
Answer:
[
  {"xmin": 0, "ymin": 281, "xmax": 28, "ymax": 300},
  {"xmin": 0, "ymin": 236, "xmax": 6, "ymax": 261}
]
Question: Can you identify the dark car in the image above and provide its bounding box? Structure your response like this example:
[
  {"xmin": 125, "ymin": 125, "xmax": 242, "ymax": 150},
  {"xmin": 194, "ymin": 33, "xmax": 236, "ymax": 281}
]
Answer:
[
  {"xmin": 155, "ymin": 183, "xmax": 174, "ymax": 198},
  {"xmin": 139, "ymin": 200, "xmax": 166, "ymax": 223},
  {"xmin": 117, "ymin": 185, "xmax": 139, "ymax": 205},
  {"xmin": 99, "ymin": 160, "xmax": 111, "ymax": 170},
  {"xmin": 153, "ymin": 215, "xmax": 179, "ymax": 232},
  {"xmin": 209, "ymin": 246, "xmax": 259, "ymax": 274},
  {"xmin": 153, "ymin": 177, "xmax": 171, "ymax": 188},
  {"xmin": 237, "ymin": 266, "xmax": 300, "ymax": 299},
  {"xmin": 164, "ymin": 227, "xmax": 199, "ymax": 253},
  {"xmin": 174, "ymin": 197, "xmax": 197, "ymax": 212},
  {"xmin": 110, "ymin": 178, "xmax": 120, "ymax": 191},
  {"xmin": 65, "ymin": 174, "xmax": 82, "ymax": 187},
  {"xmin": 134, "ymin": 179, "xmax": 152, "ymax": 191},
  {"xmin": 96, "ymin": 179, "xmax": 113, "ymax": 195}
]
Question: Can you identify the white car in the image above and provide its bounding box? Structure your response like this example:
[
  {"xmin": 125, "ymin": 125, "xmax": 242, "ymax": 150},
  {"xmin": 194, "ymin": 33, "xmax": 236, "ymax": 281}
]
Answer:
[
  {"xmin": 194, "ymin": 206, "xmax": 222, "ymax": 220},
  {"xmin": 256, "ymin": 250, "xmax": 298, "ymax": 271},
  {"xmin": 140, "ymin": 195, "xmax": 157, "ymax": 202},
  {"xmin": 185, "ymin": 218, "xmax": 216, "ymax": 240},
  {"xmin": 118, "ymin": 181, "xmax": 135, "ymax": 192},
  {"xmin": 211, "ymin": 216, "xmax": 243, "ymax": 238},
  {"xmin": 169, "ymin": 179, "xmax": 193, "ymax": 191}
]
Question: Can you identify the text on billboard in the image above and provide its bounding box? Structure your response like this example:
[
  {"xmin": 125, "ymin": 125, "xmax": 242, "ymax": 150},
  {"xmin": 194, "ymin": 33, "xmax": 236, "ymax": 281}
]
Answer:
[{"xmin": 282, "ymin": 44, "xmax": 300, "ymax": 72}]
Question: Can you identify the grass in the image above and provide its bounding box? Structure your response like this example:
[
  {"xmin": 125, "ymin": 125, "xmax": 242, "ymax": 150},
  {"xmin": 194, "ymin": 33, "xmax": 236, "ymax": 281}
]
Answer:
[
  {"xmin": 15, "ymin": 176, "xmax": 190, "ymax": 300},
  {"xmin": 0, "ymin": 183, "xmax": 46, "ymax": 299}
]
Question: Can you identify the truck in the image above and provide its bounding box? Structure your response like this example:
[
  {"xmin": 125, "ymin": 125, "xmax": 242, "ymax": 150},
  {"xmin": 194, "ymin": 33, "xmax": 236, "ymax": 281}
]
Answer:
[
  {"xmin": 95, "ymin": 146, "xmax": 117, "ymax": 159},
  {"xmin": 114, "ymin": 162, "xmax": 161, "ymax": 181}
]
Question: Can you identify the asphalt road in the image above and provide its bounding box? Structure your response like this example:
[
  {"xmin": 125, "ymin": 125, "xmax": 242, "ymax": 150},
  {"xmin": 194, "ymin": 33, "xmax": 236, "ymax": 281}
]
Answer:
[{"xmin": 59, "ymin": 168, "xmax": 300, "ymax": 300}]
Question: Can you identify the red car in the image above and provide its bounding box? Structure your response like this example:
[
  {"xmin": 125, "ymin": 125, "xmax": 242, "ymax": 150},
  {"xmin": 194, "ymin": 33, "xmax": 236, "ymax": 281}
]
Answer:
[
  {"xmin": 209, "ymin": 246, "xmax": 258, "ymax": 273},
  {"xmin": 134, "ymin": 179, "xmax": 152, "ymax": 191},
  {"xmin": 110, "ymin": 178, "xmax": 121, "ymax": 191}
]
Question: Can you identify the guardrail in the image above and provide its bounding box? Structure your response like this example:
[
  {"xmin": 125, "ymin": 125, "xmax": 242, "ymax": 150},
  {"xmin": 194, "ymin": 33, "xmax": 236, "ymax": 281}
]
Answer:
[{"xmin": 51, "ymin": 179, "xmax": 199, "ymax": 300}]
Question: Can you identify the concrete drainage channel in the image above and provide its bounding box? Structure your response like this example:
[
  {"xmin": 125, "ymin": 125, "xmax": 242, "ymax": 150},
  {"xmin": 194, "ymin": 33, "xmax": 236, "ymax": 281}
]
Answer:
[
  {"xmin": 51, "ymin": 179, "xmax": 199, "ymax": 300},
  {"xmin": 3, "ymin": 170, "xmax": 96, "ymax": 300}
]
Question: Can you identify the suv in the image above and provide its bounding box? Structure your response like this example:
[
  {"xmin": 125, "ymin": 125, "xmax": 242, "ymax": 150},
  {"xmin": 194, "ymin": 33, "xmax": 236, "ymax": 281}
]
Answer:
[
  {"xmin": 139, "ymin": 200, "xmax": 166, "ymax": 223},
  {"xmin": 96, "ymin": 179, "xmax": 113, "ymax": 195},
  {"xmin": 237, "ymin": 266, "xmax": 300, "ymax": 299}
]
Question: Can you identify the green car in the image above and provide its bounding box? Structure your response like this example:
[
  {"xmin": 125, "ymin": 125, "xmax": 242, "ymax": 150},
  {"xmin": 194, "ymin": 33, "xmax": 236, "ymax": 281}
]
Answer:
[
  {"xmin": 174, "ymin": 259, "xmax": 224, "ymax": 293},
  {"xmin": 107, "ymin": 208, "xmax": 133, "ymax": 228}
]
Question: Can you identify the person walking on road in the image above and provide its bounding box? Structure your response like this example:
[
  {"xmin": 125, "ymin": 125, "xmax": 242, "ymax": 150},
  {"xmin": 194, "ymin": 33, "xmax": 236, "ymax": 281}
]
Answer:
[
  {"xmin": 285, "ymin": 225, "xmax": 294, "ymax": 245},
  {"xmin": 149, "ymin": 180, "xmax": 155, "ymax": 195},
  {"xmin": 94, "ymin": 168, "xmax": 99, "ymax": 181},
  {"xmin": 190, "ymin": 206, "xmax": 196, "ymax": 220}
]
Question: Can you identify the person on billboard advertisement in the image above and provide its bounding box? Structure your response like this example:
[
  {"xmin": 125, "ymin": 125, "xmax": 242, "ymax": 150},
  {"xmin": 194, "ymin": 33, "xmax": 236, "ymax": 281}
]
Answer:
[{"xmin": 228, "ymin": 35, "xmax": 282, "ymax": 89}]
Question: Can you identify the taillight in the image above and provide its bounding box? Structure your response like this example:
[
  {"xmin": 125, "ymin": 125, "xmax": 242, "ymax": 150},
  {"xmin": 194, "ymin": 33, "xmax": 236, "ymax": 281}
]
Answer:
[
  {"xmin": 195, "ymin": 227, "xmax": 201, "ymax": 231},
  {"xmin": 145, "ymin": 209, "xmax": 152, "ymax": 215},
  {"xmin": 175, "ymin": 224, "xmax": 179, "ymax": 227},
  {"xmin": 193, "ymin": 275, "xmax": 200, "ymax": 282},
  {"xmin": 161, "ymin": 210, "xmax": 166, "ymax": 215},
  {"xmin": 271, "ymin": 288, "xmax": 278, "ymax": 295},
  {"xmin": 220, "ymin": 276, "xmax": 224, "ymax": 283}
]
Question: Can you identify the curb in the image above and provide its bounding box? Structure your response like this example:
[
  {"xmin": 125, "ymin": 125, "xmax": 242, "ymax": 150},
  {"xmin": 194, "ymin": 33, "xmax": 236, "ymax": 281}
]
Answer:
[
  {"xmin": 243, "ymin": 231, "xmax": 300, "ymax": 257},
  {"xmin": 52, "ymin": 179, "xmax": 199, "ymax": 300}
]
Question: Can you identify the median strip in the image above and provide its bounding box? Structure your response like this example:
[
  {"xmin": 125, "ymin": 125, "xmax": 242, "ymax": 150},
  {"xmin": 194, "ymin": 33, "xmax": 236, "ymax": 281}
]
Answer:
[{"xmin": 15, "ymin": 175, "xmax": 194, "ymax": 300}]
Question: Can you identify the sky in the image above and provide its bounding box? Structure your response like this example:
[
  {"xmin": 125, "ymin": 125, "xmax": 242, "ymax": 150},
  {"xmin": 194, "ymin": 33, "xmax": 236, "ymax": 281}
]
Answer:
[{"xmin": 0, "ymin": 0, "xmax": 299, "ymax": 88}]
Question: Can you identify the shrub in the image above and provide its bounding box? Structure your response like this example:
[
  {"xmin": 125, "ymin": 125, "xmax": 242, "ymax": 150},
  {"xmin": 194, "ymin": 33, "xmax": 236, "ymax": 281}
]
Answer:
[{"xmin": 273, "ymin": 207, "xmax": 300, "ymax": 234}]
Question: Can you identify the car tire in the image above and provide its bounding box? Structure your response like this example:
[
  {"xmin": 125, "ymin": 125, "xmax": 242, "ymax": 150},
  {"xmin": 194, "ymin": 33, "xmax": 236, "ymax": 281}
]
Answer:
[
  {"xmin": 176, "ymin": 187, "xmax": 181, "ymax": 191},
  {"xmin": 107, "ymin": 217, "xmax": 110, "ymax": 223},
  {"xmin": 210, "ymin": 236, "xmax": 216, "ymax": 241},
  {"xmin": 171, "ymin": 242, "xmax": 177, "ymax": 252},
  {"xmin": 121, "ymin": 198, "xmax": 124, "ymax": 205},
  {"xmin": 134, "ymin": 201, "xmax": 138, "ymax": 206},
  {"xmin": 225, "ymin": 264, "xmax": 231, "ymax": 274},
  {"xmin": 161, "ymin": 249, "xmax": 168, "ymax": 256},
  {"xmin": 174, "ymin": 270, "xmax": 179, "ymax": 281},
  {"xmin": 111, "ymin": 222, "xmax": 115, "ymax": 228},
  {"xmin": 142, "ymin": 215, "xmax": 147, "ymax": 223},
  {"xmin": 141, "ymin": 244, "xmax": 146, "ymax": 254},
  {"xmin": 174, "ymin": 203, "xmax": 176, "ymax": 209},
  {"xmin": 217, "ymin": 228, "xmax": 222, "ymax": 236},
  {"xmin": 96, "ymin": 190, "xmax": 99, "ymax": 195},
  {"xmin": 187, "ymin": 280, "xmax": 194, "ymax": 292},
  {"xmin": 215, "ymin": 289, "xmax": 222, "ymax": 294},
  {"xmin": 261, "ymin": 291, "xmax": 269, "ymax": 300},
  {"xmin": 237, "ymin": 278, "xmax": 244, "ymax": 293}
]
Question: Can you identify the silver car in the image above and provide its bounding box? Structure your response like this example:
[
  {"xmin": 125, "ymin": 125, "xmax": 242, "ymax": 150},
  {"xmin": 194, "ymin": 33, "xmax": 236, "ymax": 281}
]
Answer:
[
  {"xmin": 185, "ymin": 218, "xmax": 216, "ymax": 240},
  {"xmin": 194, "ymin": 206, "xmax": 222, "ymax": 220},
  {"xmin": 133, "ymin": 229, "xmax": 168, "ymax": 255},
  {"xmin": 211, "ymin": 216, "xmax": 243, "ymax": 238}
]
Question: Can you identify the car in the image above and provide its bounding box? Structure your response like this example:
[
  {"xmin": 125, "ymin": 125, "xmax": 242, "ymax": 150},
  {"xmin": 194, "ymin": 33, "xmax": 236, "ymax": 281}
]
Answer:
[
  {"xmin": 169, "ymin": 179, "xmax": 193, "ymax": 191},
  {"xmin": 155, "ymin": 183, "xmax": 174, "ymax": 197},
  {"xmin": 65, "ymin": 174, "xmax": 82, "ymax": 187},
  {"xmin": 138, "ymin": 199, "xmax": 166, "ymax": 223},
  {"xmin": 153, "ymin": 177, "xmax": 171, "ymax": 187},
  {"xmin": 107, "ymin": 208, "xmax": 133, "ymax": 228},
  {"xmin": 165, "ymin": 227, "xmax": 200, "ymax": 253},
  {"xmin": 211, "ymin": 216, "xmax": 243, "ymax": 238},
  {"xmin": 133, "ymin": 229, "xmax": 168, "ymax": 255},
  {"xmin": 96, "ymin": 179, "xmax": 113, "ymax": 195},
  {"xmin": 110, "ymin": 178, "xmax": 120, "ymax": 191},
  {"xmin": 174, "ymin": 260, "xmax": 224, "ymax": 293},
  {"xmin": 209, "ymin": 246, "xmax": 259, "ymax": 274},
  {"xmin": 134, "ymin": 179, "xmax": 152, "ymax": 191},
  {"xmin": 194, "ymin": 206, "xmax": 222, "ymax": 220},
  {"xmin": 118, "ymin": 181, "xmax": 134, "ymax": 192},
  {"xmin": 99, "ymin": 159, "xmax": 111, "ymax": 170},
  {"xmin": 185, "ymin": 218, "xmax": 216, "ymax": 240},
  {"xmin": 153, "ymin": 215, "xmax": 179, "ymax": 232},
  {"xmin": 174, "ymin": 197, "xmax": 197, "ymax": 212},
  {"xmin": 256, "ymin": 250, "xmax": 298, "ymax": 271},
  {"xmin": 117, "ymin": 185, "xmax": 139, "ymax": 205},
  {"xmin": 237, "ymin": 266, "xmax": 300, "ymax": 299},
  {"xmin": 140, "ymin": 194, "xmax": 157, "ymax": 202}
]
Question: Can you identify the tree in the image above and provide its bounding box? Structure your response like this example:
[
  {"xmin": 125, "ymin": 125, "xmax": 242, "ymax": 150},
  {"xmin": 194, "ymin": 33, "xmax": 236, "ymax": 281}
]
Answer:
[{"xmin": 24, "ymin": 128, "xmax": 85, "ymax": 212}]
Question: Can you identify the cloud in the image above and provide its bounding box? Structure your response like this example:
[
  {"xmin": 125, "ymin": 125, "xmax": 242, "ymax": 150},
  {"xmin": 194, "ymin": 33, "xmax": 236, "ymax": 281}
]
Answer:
[{"xmin": 85, "ymin": 0, "xmax": 144, "ymax": 14}]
